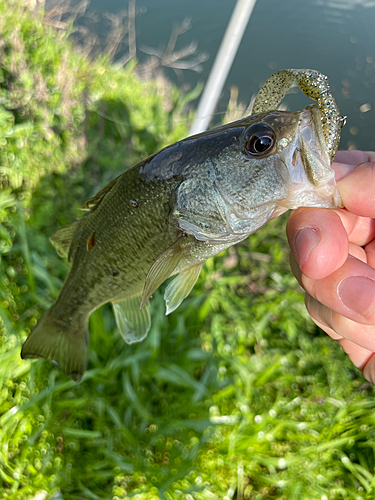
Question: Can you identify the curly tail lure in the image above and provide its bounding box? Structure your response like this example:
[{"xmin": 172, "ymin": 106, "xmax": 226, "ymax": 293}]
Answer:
[{"xmin": 252, "ymin": 69, "xmax": 342, "ymax": 162}]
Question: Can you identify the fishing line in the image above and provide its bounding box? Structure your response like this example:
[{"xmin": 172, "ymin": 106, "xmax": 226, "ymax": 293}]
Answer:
[{"xmin": 86, "ymin": 102, "xmax": 249, "ymax": 128}]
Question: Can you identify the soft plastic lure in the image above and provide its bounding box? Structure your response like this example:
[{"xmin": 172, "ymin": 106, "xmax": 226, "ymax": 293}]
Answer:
[{"xmin": 253, "ymin": 69, "xmax": 341, "ymax": 162}]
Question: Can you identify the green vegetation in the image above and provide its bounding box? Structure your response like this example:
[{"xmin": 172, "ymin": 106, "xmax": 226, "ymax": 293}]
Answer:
[{"xmin": 1, "ymin": 2, "xmax": 375, "ymax": 499}]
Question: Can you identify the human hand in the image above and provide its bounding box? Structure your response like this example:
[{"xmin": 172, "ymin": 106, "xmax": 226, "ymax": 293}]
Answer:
[{"xmin": 286, "ymin": 150, "xmax": 375, "ymax": 384}]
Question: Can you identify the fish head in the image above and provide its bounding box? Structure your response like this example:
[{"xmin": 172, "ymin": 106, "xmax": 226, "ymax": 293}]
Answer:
[
  {"xmin": 174, "ymin": 105, "xmax": 342, "ymax": 242},
  {"xmin": 267, "ymin": 104, "xmax": 342, "ymax": 214},
  {"xmin": 212, "ymin": 105, "xmax": 342, "ymax": 227}
]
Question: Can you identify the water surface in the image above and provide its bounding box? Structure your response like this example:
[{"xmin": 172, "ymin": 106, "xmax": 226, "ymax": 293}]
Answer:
[{"xmin": 86, "ymin": 0, "xmax": 375, "ymax": 150}]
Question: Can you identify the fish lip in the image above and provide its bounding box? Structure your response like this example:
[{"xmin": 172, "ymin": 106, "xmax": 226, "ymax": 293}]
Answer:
[{"xmin": 278, "ymin": 106, "xmax": 342, "ymax": 209}]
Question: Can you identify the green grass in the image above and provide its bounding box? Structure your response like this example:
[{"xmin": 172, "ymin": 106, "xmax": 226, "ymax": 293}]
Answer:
[{"xmin": 1, "ymin": 2, "xmax": 375, "ymax": 500}]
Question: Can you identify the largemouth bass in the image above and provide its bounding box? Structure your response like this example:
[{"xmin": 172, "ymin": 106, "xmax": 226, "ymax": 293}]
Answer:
[{"xmin": 21, "ymin": 69, "xmax": 343, "ymax": 381}]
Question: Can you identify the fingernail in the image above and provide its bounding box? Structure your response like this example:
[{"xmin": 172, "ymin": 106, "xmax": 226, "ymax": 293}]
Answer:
[
  {"xmin": 338, "ymin": 276, "xmax": 375, "ymax": 318},
  {"xmin": 293, "ymin": 227, "xmax": 320, "ymax": 268}
]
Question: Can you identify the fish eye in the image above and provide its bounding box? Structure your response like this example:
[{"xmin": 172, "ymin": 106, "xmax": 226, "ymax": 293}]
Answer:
[{"xmin": 244, "ymin": 124, "xmax": 276, "ymax": 156}]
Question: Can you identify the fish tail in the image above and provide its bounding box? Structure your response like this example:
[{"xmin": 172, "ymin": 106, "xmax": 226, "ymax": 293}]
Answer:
[{"xmin": 21, "ymin": 309, "xmax": 89, "ymax": 382}]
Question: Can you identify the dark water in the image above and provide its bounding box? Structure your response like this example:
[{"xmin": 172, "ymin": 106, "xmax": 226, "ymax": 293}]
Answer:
[{"xmin": 87, "ymin": 0, "xmax": 375, "ymax": 150}]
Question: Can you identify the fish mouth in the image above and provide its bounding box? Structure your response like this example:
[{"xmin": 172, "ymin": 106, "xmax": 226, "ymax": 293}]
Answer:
[{"xmin": 277, "ymin": 105, "xmax": 342, "ymax": 211}]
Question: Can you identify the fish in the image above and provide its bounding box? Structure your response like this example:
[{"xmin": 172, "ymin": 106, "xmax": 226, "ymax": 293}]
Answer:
[{"xmin": 21, "ymin": 69, "xmax": 343, "ymax": 381}]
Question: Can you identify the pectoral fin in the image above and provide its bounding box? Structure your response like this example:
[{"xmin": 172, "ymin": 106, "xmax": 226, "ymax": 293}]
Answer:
[
  {"xmin": 112, "ymin": 293, "xmax": 151, "ymax": 344},
  {"xmin": 141, "ymin": 238, "xmax": 185, "ymax": 309},
  {"xmin": 164, "ymin": 263, "xmax": 203, "ymax": 315}
]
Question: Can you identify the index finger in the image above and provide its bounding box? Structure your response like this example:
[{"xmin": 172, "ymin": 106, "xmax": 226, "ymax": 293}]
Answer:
[
  {"xmin": 334, "ymin": 150, "xmax": 375, "ymax": 166},
  {"xmin": 337, "ymin": 162, "xmax": 375, "ymax": 218},
  {"xmin": 333, "ymin": 151, "xmax": 375, "ymax": 181}
]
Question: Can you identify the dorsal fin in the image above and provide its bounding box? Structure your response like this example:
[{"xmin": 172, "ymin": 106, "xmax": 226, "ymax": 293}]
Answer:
[
  {"xmin": 51, "ymin": 175, "xmax": 121, "ymax": 260},
  {"xmin": 50, "ymin": 220, "xmax": 80, "ymax": 259},
  {"xmin": 80, "ymin": 175, "xmax": 120, "ymax": 212}
]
